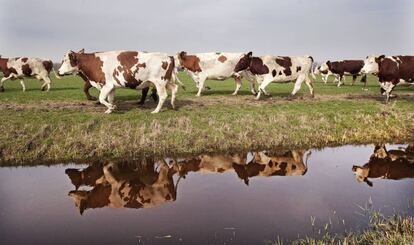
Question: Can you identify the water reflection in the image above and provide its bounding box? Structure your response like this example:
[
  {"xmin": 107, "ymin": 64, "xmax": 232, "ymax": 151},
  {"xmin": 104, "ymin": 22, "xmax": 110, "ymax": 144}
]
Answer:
[
  {"xmin": 352, "ymin": 144, "xmax": 414, "ymax": 186},
  {"xmin": 66, "ymin": 160, "xmax": 177, "ymax": 215},
  {"xmin": 65, "ymin": 150, "xmax": 310, "ymax": 214}
]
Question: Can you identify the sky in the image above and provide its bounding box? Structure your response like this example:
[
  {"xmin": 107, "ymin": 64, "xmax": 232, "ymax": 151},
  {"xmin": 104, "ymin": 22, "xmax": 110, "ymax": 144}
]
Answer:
[{"xmin": 0, "ymin": 0, "xmax": 413, "ymax": 62}]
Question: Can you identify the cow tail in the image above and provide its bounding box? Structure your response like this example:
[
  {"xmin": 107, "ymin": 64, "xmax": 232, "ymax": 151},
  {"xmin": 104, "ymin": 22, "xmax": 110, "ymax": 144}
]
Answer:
[
  {"xmin": 308, "ymin": 56, "xmax": 316, "ymax": 80},
  {"xmin": 49, "ymin": 60, "xmax": 62, "ymax": 79},
  {"xmin": 52, "ymin": 67, "xmax": 62, "ymax": 79},
  {"xmin": 172, "ymin": 68, "xmax": 186, "ymax": 91}
]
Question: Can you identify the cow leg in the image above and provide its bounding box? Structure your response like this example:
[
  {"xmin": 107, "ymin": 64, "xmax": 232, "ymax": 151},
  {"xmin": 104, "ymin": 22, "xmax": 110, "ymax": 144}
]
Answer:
[
  {"xmin": 167, "ymin": 82, "xmax": 179, "ymax": 110},
  {"xmin": 249, "ymin": 80, "xmax": 257, "ymax": 95},
  {"xmin": 138, "ymin": 87, "xmax": 150, "ymax": 105},
  {"xmin": 40, "ymin": 75, "xmax": 52, "ymax": 91},
  {"xmin": 304, "ymin": 75, "xmax": 314, "ymax": 98},
  {"xmin": 20, "ymin": 80, "xmax": 26, "ymax": 92},
  {"xmin": 360, "ymin": 75, "xmax": 368, "ymax": 90},
  {"xmin": 107, "ymin": 89, "xmax": 116, "ymax": 104},
  {"xmin": 150, "ymin": 87, "xmax": 158, "ymax": 102},
  {"xmin": 290, "ymin": 74, "xmax": 306, "ymax": 97},
  {"xmin": 196, "ymin": 76, "xmax": 207, "ymax": 97},
  {"xmin": 232, "ymin": 77, "xmax": 242, "ymax": 95},
  {"xmin": 84, "ymin": 81, "xmax": 97, "ymax": 101},
  {"xmin": 380, "ymin": 81, "xmax": 396, "ymax": 104},
  {"xmin": 99, "ymin": 85, "xmax": 116, "ymax": 114},
  {"xmin": 151, "ymin": 83, "xmax": 168, "ymax": 114},
  {"xmin": 0, "ymin": 75, "xmax": 12, "ymax": 92},
  {"xmin": 337, "ymin": 75, "xmax": 344, "ymax": 87},
  {"xmin": 256, "ymin": 77, "xmax": 273, "ymax": 100},
  {"xmin": 351, "ymin": 75, "xmax": 357, "ymax": 86}
]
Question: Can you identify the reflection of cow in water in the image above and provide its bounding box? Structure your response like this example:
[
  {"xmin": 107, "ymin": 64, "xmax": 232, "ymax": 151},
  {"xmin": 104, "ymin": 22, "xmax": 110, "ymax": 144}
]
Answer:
[
  {"xmin": 352, "ymin": 145, "xmax": 414, "ymax": 187},
  {"xmin": 173, "ymin": 150, "xmax": 309, "ymax": 185},
  {"xmin": 66, "ymin": 161, "xmax": 177, "ymax": 215}
]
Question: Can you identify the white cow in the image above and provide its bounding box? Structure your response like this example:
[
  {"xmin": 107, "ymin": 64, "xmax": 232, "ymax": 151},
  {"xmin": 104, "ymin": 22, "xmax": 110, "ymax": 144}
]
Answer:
[
  {"xmin": 175, "ymin": 51, "xmax": 256, "ymax": 96},
  {"xmin": 234, "ymin": 55, "xmax": 315, "ymax": 99},
  {"xmin": 58, "ymin": 49, "xmax": 180, "ymax": 114}
]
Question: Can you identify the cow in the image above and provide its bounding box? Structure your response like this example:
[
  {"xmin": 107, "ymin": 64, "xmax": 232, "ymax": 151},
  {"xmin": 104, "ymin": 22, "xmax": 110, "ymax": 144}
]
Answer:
[
  {"xmin": 175, "ymin": 51, "xmax": 256, "ymax": 96},
  {"xmin": 361, "ymin": 55, "xmax": 414, "ymax": 103},
  {"xmin": 78, "ymin": 58, "xmax": 159, "ymax": 105},
  {"xmin": 234, "ymin": 54, "xmax": 315, "ymax": 100},
  {"xmin": 67, "ymin": 161, "xmax": 178, "ymax": 215},
  {"xmin": 0, "ymin": 55, "xmax": 61, "ymax": 92},
  {"xmin": 352, "ymin": 145, "xmax": 414, "ymax": 187},
  {"xmin": 172, "ymin": 150, "xmax": 309, "ymax": 185},
  {"xmin": 316, "ymin": 60, "xmax": 367, "ymax": 87},
  {"xmin": 58, "ymin": 49, "xmax": 181, "ymax": 113}
]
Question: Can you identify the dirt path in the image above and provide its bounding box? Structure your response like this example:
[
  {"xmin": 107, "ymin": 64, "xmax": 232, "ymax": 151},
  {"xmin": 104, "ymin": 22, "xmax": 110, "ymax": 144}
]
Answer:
[{"xmin": 0, "ymin": 93, "xmax": 413, "ymax": 113}]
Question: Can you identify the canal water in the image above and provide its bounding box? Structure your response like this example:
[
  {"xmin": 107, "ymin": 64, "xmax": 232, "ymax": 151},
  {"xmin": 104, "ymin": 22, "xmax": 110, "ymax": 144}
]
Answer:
[{"xmin": 0, "ymin": 144, "xmax": 413, "ymax": 244}]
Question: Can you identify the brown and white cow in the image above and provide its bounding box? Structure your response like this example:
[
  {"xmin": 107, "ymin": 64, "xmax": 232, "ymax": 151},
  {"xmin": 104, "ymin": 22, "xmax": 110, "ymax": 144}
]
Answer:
[
  {"xmin": 176, "ymin": 51, "xmax": 256, "ymax": 96},
  {"xmin": 58, "ymin": 49, "xmax": 181, "ymax": 113},
  {"xmin": 361, "ymin": 55, "xmax": 414, "ymax": 103},
  {"xmin": 234, "ymin": 55, "xmax": 315, "ymax": 99},
  {"xmin": 77, "ymin": 57, "xmax": 158, "ymax": 105},
  {"xmin": 352, "ymin": 145, "xmax": 414, "ymax": 187},
  {"xmin": 316, "ymin": 60, "xmax": 367, "ymax": 87},
  {"xmin": 0, "ymin": 56, "xmax": 60, "ymax": 92},
  {"xmin": 67, "ymin": 161, "xmax": 177, "ymax": 215},
  {"xmin": 173, "ymin": 150, "xmax": 309, "ymax": 185}
]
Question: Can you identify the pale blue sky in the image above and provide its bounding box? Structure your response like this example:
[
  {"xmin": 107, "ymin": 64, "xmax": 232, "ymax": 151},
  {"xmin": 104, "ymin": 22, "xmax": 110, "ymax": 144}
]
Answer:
[{"xmin": 0, "ymin": 0, "xmax": 412, "ymax": 62}]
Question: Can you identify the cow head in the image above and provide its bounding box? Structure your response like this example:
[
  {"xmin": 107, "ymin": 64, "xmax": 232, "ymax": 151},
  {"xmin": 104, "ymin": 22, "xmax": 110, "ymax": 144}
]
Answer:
[
  {"xmin": 361, "ymin": 55, "xmax": 385, "ymax": 74},
  {"xmin": 351, "ymin": 165, "xmax": 373, "ymax": 187},
  {"xmin": 234, "ymin": 52, "xmax": 253, "ymax": 72},
  {"xmin": 319, "ymin": 61, "xmax": 330, "ymax": 73},
  {"xmin": 58, "ymin": 49, "xmax": 85, "ymax": 75}
]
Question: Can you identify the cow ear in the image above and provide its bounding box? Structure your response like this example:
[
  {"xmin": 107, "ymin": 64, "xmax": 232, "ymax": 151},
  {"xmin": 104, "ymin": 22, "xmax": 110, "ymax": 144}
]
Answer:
[
  {"xmin": 179, "ymin": 51, "xmax": 186, "ymax": 59},
  {"xmin": 79, "ymin": 199, "xmax": 87, "ymax": 215},
  {"xmin": 351, "ymin": 165, "xmax": 359, "ymax": 172},
  {"xmin": 378, "ymin": 55, "xmax": 385, "ymax": 61},
  {"xmin": 78, "ymin": 48, "xmax": 85, "ymax": 54},
  {"xmin": 247, "ymin": 51, "xmax": 253, "ymax": 57},
  {"xmin": 365, "ymin": 178, "xmax": 373, "ymax": 187},
  {"xmin": 326, "ymin": 60, "xmax": 330, "ymax": 64}
]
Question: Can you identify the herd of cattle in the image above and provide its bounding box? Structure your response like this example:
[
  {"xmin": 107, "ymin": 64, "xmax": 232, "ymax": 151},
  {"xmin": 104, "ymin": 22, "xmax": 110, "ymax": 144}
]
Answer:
[
  {"xmin": 0, "ymin": 50, "xmax": 413, "ymax": 113},
  {"xmin": 64, "ymin": 145, "xmax": 414, "ymax": 214}
]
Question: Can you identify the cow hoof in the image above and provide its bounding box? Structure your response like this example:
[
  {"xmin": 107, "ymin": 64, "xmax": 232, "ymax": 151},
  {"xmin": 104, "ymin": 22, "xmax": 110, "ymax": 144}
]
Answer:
[
  {"xmin": 151, "ymin": 110, "xmax": 160, "ymax": 114},
  {"xmin": 196, "ymin": 94, "xmax": 201, "ymax": 97},
  {"xmin": 104, "ymin": 109, "xmax": 113, "ymax": 114},
  {"xmin": 310, "ymin": 94, "xmax": 315, "ymax": 99},
  {"xmin": 287, "ymin": 95, "xmax": 295, "ymax": 101},
  {"xmin": 0, "ymin": 87, "xmax": 4, "ymax": 92},
  {"xmin": 95, "ymin": 101, "xmax": 102, "ymax": 105}
]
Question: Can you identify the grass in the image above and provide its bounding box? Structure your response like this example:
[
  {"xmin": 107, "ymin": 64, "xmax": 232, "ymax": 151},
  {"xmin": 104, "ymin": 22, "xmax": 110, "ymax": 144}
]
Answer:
[
  {"xmin": 0, "ymin": 73, "xmax": 413, "ymax": 165},
  {"xmin": 268, "ymin": 201, "xmax": 414, "ymax": 245}
]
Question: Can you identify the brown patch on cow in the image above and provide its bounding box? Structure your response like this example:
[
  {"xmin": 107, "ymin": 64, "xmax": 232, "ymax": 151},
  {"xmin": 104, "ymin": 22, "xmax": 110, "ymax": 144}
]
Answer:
[
  {"xmin": 178, "ymin": 52, "xmax": 202, "ymax": 72},
  {"xmin": 116, "ymin": 51, "xmax": 140, "ymax": 87},
  {"xmin": 218, "ymin": 55, "xmax": 227, "ymax": 63},
  {"xmin": 234, "ymin": 52, "xmax": 252, "ymax": 72},
  {"xmin": 296, "ymin": 66, "xmax": 301, "ymax": 72},
  {"xmin": 76, "ymin": 53, "xmax": 106, "ymax": 85},
  {"xmin": 275, "ymin": 57, "xmax": 292, "ymax": 76},
  {"xmin": 83, "ymin": 184, "xmax": 111, "ymax": 211},
  {"xmin": 22, "ymin": 64, "xmax": 32, "ymax": 76},
  {"xmin": 21, "ymin": 57, "xmax": 28, "ymax": 63},
  {"xmin": 42, "ymin": 60, "xmax": 53, "ymax": 73},
  {"xmin": 272, "ymin": 162, "xmax": 288, "ymax": 176},
  {"xmin": 272, "ymin": 69, "xmax": 277, "ymax": 77},
  {"xmin": 162, "ymin": 61, "xmax": 168, "ymax": 70},
  {"xmin": 279, "ymin": 71, "xmax": 282, "ymax": 75},
  {"xmin": 162, "ymin": 57, "xmax": 175, "ymax": 81},
  {"xmin": 249, "ymin": 57, "xmax": 269, "ymax": 75}
]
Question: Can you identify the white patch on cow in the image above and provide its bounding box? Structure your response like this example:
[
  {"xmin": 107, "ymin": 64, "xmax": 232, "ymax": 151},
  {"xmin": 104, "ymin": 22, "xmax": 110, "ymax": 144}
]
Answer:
[{"xmin": 361, "ymin": 55, "xmax": 379, "ymax": 74}]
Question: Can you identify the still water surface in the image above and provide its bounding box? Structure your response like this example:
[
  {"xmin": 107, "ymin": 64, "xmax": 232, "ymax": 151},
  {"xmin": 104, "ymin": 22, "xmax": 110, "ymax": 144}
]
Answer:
[{"xmin": 0, "ymin": 144, "xmax": 413, "ymax": 244}]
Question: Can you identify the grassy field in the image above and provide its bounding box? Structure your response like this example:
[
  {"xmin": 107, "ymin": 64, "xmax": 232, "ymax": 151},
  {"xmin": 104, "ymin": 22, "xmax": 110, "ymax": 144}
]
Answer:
[{"xmin": 0, "ymin": 73, "xmax": 413, "ymax": 165}]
